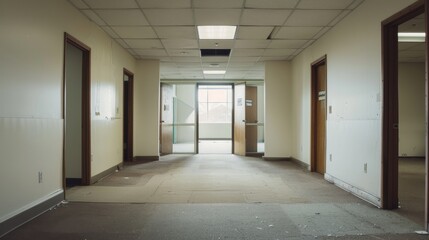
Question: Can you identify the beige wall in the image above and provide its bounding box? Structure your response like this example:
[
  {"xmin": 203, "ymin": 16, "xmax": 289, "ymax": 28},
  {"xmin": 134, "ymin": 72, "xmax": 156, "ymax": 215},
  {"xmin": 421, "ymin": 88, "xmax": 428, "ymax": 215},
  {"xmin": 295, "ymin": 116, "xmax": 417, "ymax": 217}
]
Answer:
[
  {"xmin": 398, "ymin": 62, "xmax": 425, "ymax": 157},
  {"xmin": 0, "ymin": 0, "xmax": 135, "ymax": 223},
  {"xmin": 264, "ymin": 61, "xmax": 293, "ymax": 158},
  {"xmin": 290, "ymin": 0, "xmax": 417, "ymax": 205},
  {"xmin": 134, "ymin": 60, "xmax": 160, "ymax": 157}
]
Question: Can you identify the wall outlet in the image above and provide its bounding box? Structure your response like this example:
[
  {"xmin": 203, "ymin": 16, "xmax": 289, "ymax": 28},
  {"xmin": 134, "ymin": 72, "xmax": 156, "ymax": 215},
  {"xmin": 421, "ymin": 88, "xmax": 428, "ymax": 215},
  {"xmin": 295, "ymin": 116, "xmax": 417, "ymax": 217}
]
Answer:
[
  {"xmin": 329, "ymin": 154, "xmax": 332, "ymax": 162},
  {"xmin": 38, "ymin": 172, "xmax": 43, "ymax": 183},
  {"xmin": 364, "ymin": 163, "xmax": 367, "ymax": 173}
]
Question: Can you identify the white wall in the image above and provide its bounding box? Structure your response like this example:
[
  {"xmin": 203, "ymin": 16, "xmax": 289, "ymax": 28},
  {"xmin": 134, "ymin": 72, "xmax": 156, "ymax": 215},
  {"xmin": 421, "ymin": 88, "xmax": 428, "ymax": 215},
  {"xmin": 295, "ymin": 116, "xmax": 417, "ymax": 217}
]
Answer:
[
  {"xmin": 65, "ymin": 43, "xmax": 83, "ymax": 178},
  {"xmin": 290, "ymin": 0, "xmax": 417, "ymax": 205},
  {"xmin": 398, "ymin": 62, "xmax": 425, "ymax": 157},
  {"xmin": 264, "ymin": 61, "xmax": 293, "ymax": 158},
  {"xmin": 134, "ymin": 60, "xmax": 160, "ymax": 157},
  {"xmin": 0, "ymin": 0, "xmax": 135, "ymax": 224}
]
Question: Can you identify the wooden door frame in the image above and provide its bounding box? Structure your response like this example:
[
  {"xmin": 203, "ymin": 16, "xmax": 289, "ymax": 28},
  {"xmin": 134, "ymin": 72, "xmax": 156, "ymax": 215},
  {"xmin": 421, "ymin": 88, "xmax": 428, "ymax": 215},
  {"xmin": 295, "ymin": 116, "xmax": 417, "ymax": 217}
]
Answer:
[
  {"xmin": 63, "ymin": 33, "xmax": 91, "ymax": 187},
  {"xmin": 196, "ymin": 83, "xmax": 235, "ymax": 154},
  {"xmin": 310, "ymin": 55, "xmax": 327, "ymax": 172},
  {"xmin": 123, "ymin": 68, "xmax": 134, "ymax": 162},
  {"xmin": 382, "ymin": 0, "xmax": 428, "ymax": 228}
]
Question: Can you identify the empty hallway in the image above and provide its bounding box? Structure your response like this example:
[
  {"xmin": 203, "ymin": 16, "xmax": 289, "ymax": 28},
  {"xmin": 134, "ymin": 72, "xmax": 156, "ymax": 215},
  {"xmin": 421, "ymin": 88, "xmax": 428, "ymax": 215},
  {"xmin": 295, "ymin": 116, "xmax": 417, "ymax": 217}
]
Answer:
[{"xmin": 2, "ymin": 155, "xmax": 426, "ymax": 240}]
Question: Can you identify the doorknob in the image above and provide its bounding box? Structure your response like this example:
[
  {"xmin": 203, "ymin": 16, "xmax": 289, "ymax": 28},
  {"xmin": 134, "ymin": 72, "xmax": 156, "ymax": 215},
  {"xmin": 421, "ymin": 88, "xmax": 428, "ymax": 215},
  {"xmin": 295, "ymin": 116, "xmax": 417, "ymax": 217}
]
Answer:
[
  {"xmin": 161, "ymin": 120, "xmax": 165, "ymax": 123},
  {"xmin": 242, "ymin": 120, "xmax": 246, "ymax": 123}
]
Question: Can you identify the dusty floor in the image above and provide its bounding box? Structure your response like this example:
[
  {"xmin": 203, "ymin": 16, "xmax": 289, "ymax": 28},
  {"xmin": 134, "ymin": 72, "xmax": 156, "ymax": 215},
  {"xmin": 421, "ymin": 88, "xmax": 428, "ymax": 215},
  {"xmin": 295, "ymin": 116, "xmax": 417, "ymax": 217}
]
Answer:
[{"xmin": 2, "ymin": 155, "xmax": 427, "ymax": 240}]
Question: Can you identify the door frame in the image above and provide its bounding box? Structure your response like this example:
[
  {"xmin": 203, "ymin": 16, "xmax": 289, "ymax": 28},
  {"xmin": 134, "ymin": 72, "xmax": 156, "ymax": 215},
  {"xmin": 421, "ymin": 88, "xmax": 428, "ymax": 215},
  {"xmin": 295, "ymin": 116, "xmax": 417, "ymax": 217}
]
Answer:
[
  {"xmin": 381, "ymin": 0, "xmax": 428, "ymax": 228},
  {"xmin": 196, "ymin": 83, "xmax": 235, "ymax": 154},
  {"xmin": 123, "ymin": 68, "xmax": 134, "ymax": 162},
  {"xmin": 63, "ymin": 33, "xmax": 91, "ymax": 187},
  {"xmin": 310, "ymin": 55, "xmax": 327, "ymax": 172}
]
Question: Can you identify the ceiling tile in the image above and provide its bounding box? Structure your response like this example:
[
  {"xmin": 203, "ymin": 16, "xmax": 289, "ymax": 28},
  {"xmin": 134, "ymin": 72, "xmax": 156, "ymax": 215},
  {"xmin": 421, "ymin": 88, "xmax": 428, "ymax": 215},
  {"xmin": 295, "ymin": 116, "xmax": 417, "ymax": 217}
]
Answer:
[
  {"xmin": 101, "ymin": 26, "xmax": 120, "ymax": 38},
  {"xmin": 347, "ymin": 0, "xmax": 364, "ymax": 9},
  {"xmin": 136, "ymin": 0, "xmax": 191, "ymax": 8},
  {"xmin": 84, "ymin": 0, "xmax": 138, "ymax": 9},
  {"xmin": 202, "ymin": 62, "xmax": 228, "ymax": 68},
  {"xmin": 134, "ymin": 49, "xmax": 168, "ymax": 56},
  {"xmin": 69, "ymin": 0, "xmax": 89, "ymax": 9},
  {"xmin": 81, "ymin": 10, "xmax": 106, "ymax": 25},
  {"xmin": 329, "ymin": 10, "xmax": 351, "ymax": 26},
  {"xmin": 193, "ymin": 0, "xmax": 244, "ymax": 8},
  {"xmin": 236, "ymin": 27, "xmax": 274, "ymax": 40},
  {"xmin": 263, "ymin": 49, "xmax": 297, "ymax": 56},
  {"xmin": 96, "ymin": 9, "xmax": 149, "ymax": 26},
  {"xmin": 161, "ymin": 39, "xmax": 199, "ymax": 49},
  {"xmin": 268, "ymin": 40, "xmax": 308, "ymax": 48},
  {"xmin": 144, "ymin": 9, "xmax": 194, "ymax": 25},
  {"xmin": 297, "ymin": 0, "xmax": 354, "ymax": 9},
  {"xmin": 169, "ymin": 57, "xmax": 201, "ymax": 62},
  {"xmin": 241, "ymin": 9, "xmax": 292, "ymax": 26},
  {"xmin": 167, "ymin": 49, "xmax": 201, "ymax": 57},
  {"xmin": 228, "ymin": 62, "xmax": 256, "ymax": 68},
  {"xmin": 245, "ymin": 0, "xmax": 299, "ymax": 8},
  {"xmin": 285, "ymin": 10, "xmax": 341, "ymax": 26},
  {"xmin": 259, "ymin": 56, "xmax": 289, "ymax": 61},
  {"xmin": 312, "ymin": 27, "xmax": 331, "ymax": 39},
  {"xmin": 399, "ymin": 15, "xmax": 425, "ymax": 32},
  {"xmin": 199, "ymin": 40, "xmax": 235, "ymax": 49},
  {"xmin": 124, "ymin": 39, "xmax": 163, "ymax": 48},
  {"xmin": 274, "ymin": 27, "xmax": 322, "ymax": 39},
  {"xmin": 235, "ymin": 40, "xmax": 270, "ymax": 48},
  {"xmin": 201, "ymin": 57, "xmax": 229, "ymax": 63},
  {"xmin": 111, "ymin": 26, "xmax": 157, "ymax": 38},
  {"xmin": 229, "ymin": 57, "xmax": 260, "ymax": 62},
  {"xmin": 154, "ymin": 27, "xmax": 197, "ymax": 39},
  {"xmin": 195, "ymin": 9, "xmax": 242, "ymax": 25},
  {"xmin": 231, "ymin": 49, "xmax": 265, "ymax": 57}
]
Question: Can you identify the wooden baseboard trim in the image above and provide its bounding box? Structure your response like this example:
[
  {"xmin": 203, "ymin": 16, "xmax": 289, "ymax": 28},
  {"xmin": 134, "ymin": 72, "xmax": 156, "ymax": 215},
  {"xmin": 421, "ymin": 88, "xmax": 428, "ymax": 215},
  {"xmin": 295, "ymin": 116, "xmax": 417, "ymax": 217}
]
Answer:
[
  {"xmin": 133, "ymin": 156, "xmax": 159, "ymax": 162},
  {"xmin": 290, "ymin": 157, "xmax": 310, "ymax": 171},
  {"xmin": 91, "ymin": 163, "xmax": 123, "ymax": 184},
  {"xmin": 0, "ymin": 190, "xmax": 64, "ymax": 238}
]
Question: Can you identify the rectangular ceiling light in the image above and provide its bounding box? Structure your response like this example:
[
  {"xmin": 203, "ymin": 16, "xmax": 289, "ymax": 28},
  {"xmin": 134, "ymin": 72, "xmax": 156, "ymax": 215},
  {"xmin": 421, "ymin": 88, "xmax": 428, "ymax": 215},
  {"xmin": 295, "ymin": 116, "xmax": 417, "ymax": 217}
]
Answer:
[
  {"xmin": 198, "ymin": 26, "xmax": 237, "ymax": 39},
  {"xmin": 398, "ymin": 32, "xmax": 425, "ymax": 42},
  {"xmin": 203, "ymin": 70, "xmax": 226, "ymax": 75}
]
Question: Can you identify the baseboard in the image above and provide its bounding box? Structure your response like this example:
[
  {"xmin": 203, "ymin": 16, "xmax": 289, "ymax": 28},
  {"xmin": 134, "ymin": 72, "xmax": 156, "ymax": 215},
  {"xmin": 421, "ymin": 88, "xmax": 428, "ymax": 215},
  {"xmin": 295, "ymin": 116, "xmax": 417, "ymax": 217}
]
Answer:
[
  {"xmin": 290, "ymin": 157, "xmax": 310, "ymax": 171},
  {"xmin": 0, "ymin": 190, "xmax": 64, "ymax": 238},
  {"xmin": 91, "ymin": 163, "xmax": 123, "ymax": 184},
  {"xmin": 133, "ymin": 156, "xmax": 159, "ymax": 162},
  {"xmin": 262, "ymin": 156, "xmax": 291, "ymax": 161},
  {"xmin": 246, "ymin": 152, "xmax": 264, "ymax": 157},
  {"xmin": 324, "ymin": 173, "xmax": 381, "ymax": 208}
]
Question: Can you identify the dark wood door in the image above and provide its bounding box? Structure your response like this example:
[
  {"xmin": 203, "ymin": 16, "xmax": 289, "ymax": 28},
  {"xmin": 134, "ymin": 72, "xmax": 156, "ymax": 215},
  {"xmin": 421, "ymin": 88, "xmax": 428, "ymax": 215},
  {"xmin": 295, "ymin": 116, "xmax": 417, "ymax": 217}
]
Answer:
[
  {"xmin": 315, "ymin": 64, "xmax": 327, "ymax": 174},
  {"xmin": 234, "ymin": 83, "xmax": 246, "ymax": 156},
  {"xmin": 123, "ymin": 69, "xmax": 133, "ymax": 162},
  {"xmin": 245, "ymin": 86, "xmax": 258, "ymax": 153},
  {"xmin": 160, "ymin": 83, "xmax": 174, "ymax": 155}
]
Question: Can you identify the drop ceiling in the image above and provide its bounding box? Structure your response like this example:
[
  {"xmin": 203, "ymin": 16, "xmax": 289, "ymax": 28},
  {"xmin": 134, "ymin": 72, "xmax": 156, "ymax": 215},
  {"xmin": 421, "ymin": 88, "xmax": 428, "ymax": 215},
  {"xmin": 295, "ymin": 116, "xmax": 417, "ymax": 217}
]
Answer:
[
  {"xmin": 398, "ymin": 14, "xmax": 425, "ymax": 63},
  {"xmin": 68, "ymin": 0, "xmax": 365, "ymax": 80}
]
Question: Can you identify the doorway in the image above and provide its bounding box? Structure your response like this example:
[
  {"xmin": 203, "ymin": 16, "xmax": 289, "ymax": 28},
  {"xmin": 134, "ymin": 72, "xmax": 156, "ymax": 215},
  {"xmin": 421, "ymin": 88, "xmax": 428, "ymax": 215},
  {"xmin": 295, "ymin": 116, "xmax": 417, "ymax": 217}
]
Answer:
[
  {"xmin": 197, "ymin": 84, "xmax": 233, "ymax": 154},
  {"xmin": 382, "ymin": 0, "xmax": 428, "ymax": 229},
  {"xmin": 63, "ymin": 33, "xmax": 91, "ymax": 187},
  {"xmin": 123, "ymin": 69, "xmax": 134, "ymax": 162},
  {"xmin": 311, "ymin": 56, "xmax": 327, "ymax": 174}
]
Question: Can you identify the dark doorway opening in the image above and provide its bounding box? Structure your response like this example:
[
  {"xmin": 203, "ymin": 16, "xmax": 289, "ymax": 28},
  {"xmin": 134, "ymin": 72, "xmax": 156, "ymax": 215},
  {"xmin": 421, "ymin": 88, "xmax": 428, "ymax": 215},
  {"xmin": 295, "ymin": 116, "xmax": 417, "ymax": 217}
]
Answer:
[
  {"xmin": 63, "ymin": 33, "xmax": 91, "ymax": 188},
  {"xmin": 123, "ymin": 69, "xmax": 134, "ymax": 162}
]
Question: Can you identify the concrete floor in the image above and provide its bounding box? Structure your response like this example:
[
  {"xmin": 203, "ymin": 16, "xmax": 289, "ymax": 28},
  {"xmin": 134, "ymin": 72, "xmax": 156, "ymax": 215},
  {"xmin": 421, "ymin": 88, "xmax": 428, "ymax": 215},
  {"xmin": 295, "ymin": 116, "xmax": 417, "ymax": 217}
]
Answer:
[{"xmin": 2, "ymin": 155, "xmax": 427, "ymax": 239}]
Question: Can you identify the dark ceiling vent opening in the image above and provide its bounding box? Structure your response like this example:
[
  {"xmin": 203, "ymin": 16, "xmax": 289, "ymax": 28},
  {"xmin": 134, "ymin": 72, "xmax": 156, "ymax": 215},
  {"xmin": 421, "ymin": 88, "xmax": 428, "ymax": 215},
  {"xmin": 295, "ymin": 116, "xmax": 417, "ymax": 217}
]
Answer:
[{"xmin": 201, "ymin": 49, "xmax": 231, "ymax": 57}]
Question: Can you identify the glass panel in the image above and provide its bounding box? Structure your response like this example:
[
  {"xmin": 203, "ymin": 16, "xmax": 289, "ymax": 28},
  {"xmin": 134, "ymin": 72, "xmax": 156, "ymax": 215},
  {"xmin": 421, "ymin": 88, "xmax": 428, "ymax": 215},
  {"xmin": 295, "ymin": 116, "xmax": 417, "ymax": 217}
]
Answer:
[
  {"xmin": 207, "ymin": 102, "xmax": 229, "ymax": 122},
  {"xmin": 208, "ymin": 89, "xmax": 228, "ymax": 102},
  {"xmin": 174, "ymin": 84, "xmax": 196, "ymax": 124},
  {"xmin": 257, "ymin": 124, "xmax": 265, "ymax": 153},
  {"xmin": 173, "ymin": 125, "xmax": 195, "ymax": 153}
]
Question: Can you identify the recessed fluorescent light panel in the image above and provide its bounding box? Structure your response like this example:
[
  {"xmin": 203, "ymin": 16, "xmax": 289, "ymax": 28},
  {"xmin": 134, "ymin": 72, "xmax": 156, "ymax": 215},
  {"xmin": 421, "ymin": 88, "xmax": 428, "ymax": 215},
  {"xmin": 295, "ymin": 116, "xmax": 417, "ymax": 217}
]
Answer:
[
  {"xmin": 398, "ymin": 32, "xmax": 425, "ymax": 42},
  {"xmin": 203, "ymin": 70, "xmax": 226, "ymax": 75},
  {"xmin": 198, "ymin": 26, "xmax": 237, "ymax": 39}
]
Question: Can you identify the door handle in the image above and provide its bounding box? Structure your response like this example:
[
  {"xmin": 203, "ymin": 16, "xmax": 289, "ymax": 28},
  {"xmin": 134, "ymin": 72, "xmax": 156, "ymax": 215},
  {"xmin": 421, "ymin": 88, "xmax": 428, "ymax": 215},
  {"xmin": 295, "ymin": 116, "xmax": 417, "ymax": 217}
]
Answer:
[
  {"xmin": 393, "ymin": 123, "xmax": 398, "ymax": 129},
  {"xmin": 242, "ymin": 120, "xmax": 246, "ymax": 123},
  {"xmin": 161, "ymin": 120, "xmax": 165, "ymax": 123}
]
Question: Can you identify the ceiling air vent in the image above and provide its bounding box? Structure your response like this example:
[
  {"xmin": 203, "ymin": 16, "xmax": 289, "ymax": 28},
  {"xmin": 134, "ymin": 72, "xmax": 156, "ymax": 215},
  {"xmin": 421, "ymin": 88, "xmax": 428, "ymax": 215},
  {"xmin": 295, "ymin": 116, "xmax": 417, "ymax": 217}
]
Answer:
[{"xmin": 200, "ymin": 49, "xmax": 231, "ymax": 57}]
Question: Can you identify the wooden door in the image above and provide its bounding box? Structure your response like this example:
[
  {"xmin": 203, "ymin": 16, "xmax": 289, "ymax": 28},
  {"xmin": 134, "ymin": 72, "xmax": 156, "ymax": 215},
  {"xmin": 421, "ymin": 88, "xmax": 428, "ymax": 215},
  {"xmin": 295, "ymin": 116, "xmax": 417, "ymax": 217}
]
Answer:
[
  {"xmin": 245, "ymin": 86, "xmax": 258, "ymax": 153},
  {"xmin": 123, "ymin": 69, "xmax": 133, "ymax": 162},
  {"xmin": 315, "ymin": 63, "xmax": 327, "ymax": 174},
  {"xmin": 234, "ymin": 83, "xmax": 246, "ymax": 155},
  {"xmin": 160, "ymin": 83, "xmax": 174, "ymax": 155}
]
